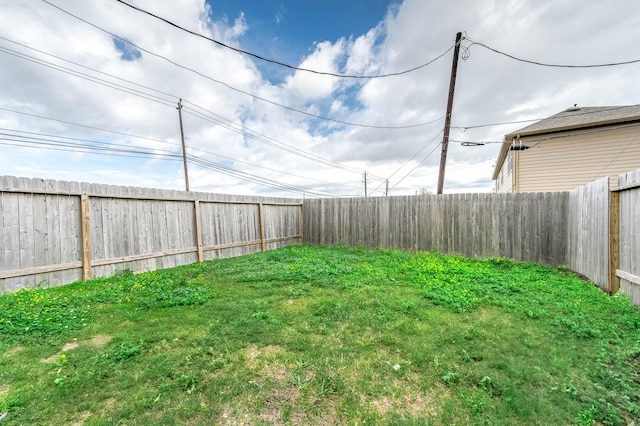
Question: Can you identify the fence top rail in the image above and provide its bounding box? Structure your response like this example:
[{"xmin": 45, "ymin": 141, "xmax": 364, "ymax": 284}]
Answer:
[
  {"xmin": 612, "ymin": 182, "xmax": 640, "ymax": 193},
  {"xmin": 0, "ymin": 188, "xmax": 303, "ymax": 206}
]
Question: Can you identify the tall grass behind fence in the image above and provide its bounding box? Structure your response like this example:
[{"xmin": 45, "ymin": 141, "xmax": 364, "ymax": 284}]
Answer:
[
  {"xmin": 617, "ymin": 169, "xmax": 640, "ymax": 303},
  {"xmin": 303, "ymin": 192, "xmax": 569, "ymax": 266},
  {"xmin": 0, "ymin": 176, "xmax": 302, "ymax": 292}
]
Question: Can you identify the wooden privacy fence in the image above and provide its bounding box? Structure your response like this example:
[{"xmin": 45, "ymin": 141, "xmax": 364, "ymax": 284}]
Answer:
[
  {"xmin": 0, "ymin": 176, "xmax": 302, "ymax": 292},
  {"xmin": 303, "ymin": 192, "xmax": 568, "ymax": 266},
  {"xmin": 303, "ymin": 167, "xmax": 640, "ymax": 304}
]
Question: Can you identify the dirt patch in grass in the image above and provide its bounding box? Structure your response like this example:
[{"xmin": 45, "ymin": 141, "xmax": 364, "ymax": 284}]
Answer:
[
  {"xmin": 2, "ymin": 346, "xmax": 23, "ymax": 356},
  {"xmin": 246, "ymin": 344, "xmax": 285, "ymax": 360},
  {"xmin": 258, "ymin": 387, "xmax": 301, "ymax": 424},
  {"xmin": 245, "ymin": 345, "xmax": 291, "ymax": 381},
  {"xmin": 42, "ymin": 340, "xmax": 79, "ymax": 363},
  {"xmin": 70, "ymin": 411, "xmax": 91, "ymax": 426},
  {"xmin": 88, "ymin": 335, "xmax": 112, "ymax": 347},
  {"xmin": 369, "ymin": 389, "xmax": 443, "ymax": 418},
  {"xmin": 42, "ymin": 336, "xmax": 111, "ymax": 363},
  {"xmin": 62, "ymin": 341, "xmax": 79, "ymax": 352}
]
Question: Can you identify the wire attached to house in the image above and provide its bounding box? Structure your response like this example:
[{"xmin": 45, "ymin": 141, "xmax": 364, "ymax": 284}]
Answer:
[
  {"xmin": 113, "ymin": 0, "xmax": 458, "ymax": 79},
  {"xmin": 453, "ymin": 105, "xmax": 640, "ymax": 131},
  {"xmin": 466, "ymin": 38, "xmax": 640, "ymax": 68}
]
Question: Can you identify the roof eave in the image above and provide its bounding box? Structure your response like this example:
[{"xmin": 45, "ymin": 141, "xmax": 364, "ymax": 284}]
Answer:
[
  {"xmin": 491, "ymin": 138, "xmax": 510, "ymax": 180},
  {"xmin": 504, "ymin": 114, "xmax": 640, "ymax": 140}
]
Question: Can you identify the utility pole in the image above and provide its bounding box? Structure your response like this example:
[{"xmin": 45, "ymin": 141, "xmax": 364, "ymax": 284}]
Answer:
[
  {"xmin": 177, "ymin": 99, "xmax": 190, "ymax": 192},
  {"xmin": 436, "ymin": 31, "xmax": 463, "ymax": 195},
  {"xmin": 363, "ymin": 171, "xmax": 368, "ymax": 198},
  {"xmin": 385, "ymin": 179, "xmax": 389, "ymax": 196}
]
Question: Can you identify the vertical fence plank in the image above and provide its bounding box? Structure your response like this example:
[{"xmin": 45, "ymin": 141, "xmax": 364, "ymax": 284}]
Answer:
[
  {"xmin": 609, "ymin": 191, "xmax": 620, "ymax": 293},
  {"xmin": 258, "ymin": 203, "xmax": 266, "ymax": 252},
  {"xmin": 194, "ymin": 200, "xmax": 204, "ymax": 262},
  {"xmin": 81, "ymin": 194, "xmax": 92, "ymax": 282}
]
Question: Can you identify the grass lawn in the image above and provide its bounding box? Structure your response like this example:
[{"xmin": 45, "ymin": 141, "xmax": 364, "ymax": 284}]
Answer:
[{"xmin": 1, "ymin": 245, "xmax": 639, "ymax": 425}]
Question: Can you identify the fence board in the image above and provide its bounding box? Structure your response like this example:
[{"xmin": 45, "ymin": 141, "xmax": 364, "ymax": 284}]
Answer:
[
  {"xmin": 566, "ymin": 177, "xmax": 610, "ymax": 290},
  {"xmin": 618, "ymin": 169, "xmax": 640, "ymax": 303}
]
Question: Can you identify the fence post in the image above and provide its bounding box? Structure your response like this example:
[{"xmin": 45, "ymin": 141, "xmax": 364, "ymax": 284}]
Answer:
[
  {"xmin": 258, "ymin": 203, "xmax": 266, "ymax": 252},
  {"xmin": 194, "ymin": 200, "xmax": 204, "ymax": 262},
  {"xmin": 299, "ymin": 203, "xmax": 304, "ymax": 244},
  {"xmin": 80, "ymin": 194, "xmax": 92, "ymax": 281},
  {"xmin": 609, "ymin": 190, "xmax": 620, "ymax": 294}
]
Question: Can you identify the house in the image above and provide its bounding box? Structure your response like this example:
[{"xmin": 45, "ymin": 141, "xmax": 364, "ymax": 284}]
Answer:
[{"xmin": 493, "ymin": 105, "xmax": 640, "ymax": 192}]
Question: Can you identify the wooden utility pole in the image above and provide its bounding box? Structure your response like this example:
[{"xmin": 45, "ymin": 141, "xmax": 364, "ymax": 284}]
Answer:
[
  {"xmin": 364, "ymin": 171, "xmax": 368, "ymax": 198},
  {"xmin": 385, "ymin": 179, "xmax": 389, "ymax": 196},
  {"xmin": 177, "ymin": 99, "xmax": 190, "ymax": 192},
  {"xmin": 436, "ymin": 32, "xmax": 463, "ymax": 195}
]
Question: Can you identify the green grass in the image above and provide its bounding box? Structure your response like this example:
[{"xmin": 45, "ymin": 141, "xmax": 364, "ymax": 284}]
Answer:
[{"xmin": 1, "ymin": 245, "xmax": 639, "ymax": 425}]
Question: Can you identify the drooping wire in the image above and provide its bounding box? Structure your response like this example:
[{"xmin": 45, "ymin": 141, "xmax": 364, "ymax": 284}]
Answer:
[
  {"xmin": 0, "ymin": 126, "xmax": 362, "ymax": 192},
  {"xmin": 466, "ymin": 38, "xmax": 640, "ymax": 68},
  {"xmin": 369, "ymin": 131, "xmax": 443, "ymax": 194},
  {"xmin": 390, "ymin": 141, "xmax": 443, "ymax": 190},
  {"xmin": 36, "ymin": 1, "xmax": 442, "ymax": 130},
  {"xmin": 0, "ymin": 46, "xmax": 176, "ymax": 108},
  {"xmin": 113, "ymin": 0, "xmax": 458, "ymax": 79},
  {"xmin": 0, "ymin": 39, "xmax": 387, "ymax": 181},
  {"xmin": 452, "ymin": 105, "xmax": 640, "ymax": 131},
  {"xmin": 0, "ymin": 131, "xmax": 348, "ymax": 196},
  {"xmin": 182, "ymin": 102, "xmax": 387, "ymax": 181}
]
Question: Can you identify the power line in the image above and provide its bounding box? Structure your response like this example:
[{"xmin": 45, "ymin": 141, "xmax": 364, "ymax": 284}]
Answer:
[
  {"xmin": 452, "ymin": 106, "xmax": 640, "ymax": 131},
  {"xmin": 390, "ymin": 135, "xmax": 444, "ymax": 190},
  {"xmin": 0, "ymin": 123, "xmax": 362, "ymax": 193},
  {"xmin": 373, "ymin": 131, "xmax": 443, "ymax": 194},
  {"xmin": 0, "ymin": 107, "xmax": 175, "ymax": 146},
  {"xmin": 114, "ymin": 0, "xmax": 457, "ymax": 79},
  {"xmin": 37, "ymin": 0, "xmax": 443, "ymax": 130},
  {"xmin": 0, "ymin": 131, "xmax": 347, "ymax": 197},
  {"xmin": 0, "ymin": 46, "xmax": 176, "ymax": 108},
  {"xmin": 466, "ymin": 38, "xmax": 640, "ymax": 68},
  {"xmin": 0, "ymin": 37, "xmax": 385, "ymax": 180},
  {"xmin": 0, "ymin": 35, "xmax": 177, "ymax": 101},
  {"xmin": 0, "ymin": 104, "xmax": 370, "ymax": 189},
  {"xmin": 181, "ymin": 103, "xmax": 387, "ymax": 181}
]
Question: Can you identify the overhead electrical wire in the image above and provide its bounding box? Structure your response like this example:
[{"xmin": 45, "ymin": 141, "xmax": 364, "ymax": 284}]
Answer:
[
  {"xmin": 452, "ymin": 106, "xmax": 640, "ymax": 131},
  {"xmin": 1, "ymin": 126, "xmax": 360, "ymax": 191},
  {"xmin": 466, "ymin": 38, "xmax": 640, "ymax": 68},
  {"xmin": 368, "ymin": 131, "xmax": 444, "ymax": 195},
  {"xmin": 186, "ymin": 155, "xmax": 348, "ymax": 197},
  {"xmin": 113, "ymin": 0, "xmax": 458, "ymax": 79},
  {"xmin": 0, "ymin": 107, "xmax": 176, "ymax": 146},
  {"xmin": 38, "ymin": 0, "xmax": 442, "ymax": 130},
  {"xmin": 390, "ymin": 141, "xmax": 443, "ymax": 190},
  {"xmin": 0, "ymin": 45, "xmax": 176, "ymax": 108},
  {"xmin": 181, "ymin": 102, "xmax": 387, "ymax": 181},
  {"xmin": 0, "ymin": 40, "xmax": 383, "ymax": 183},
  {"xmin": 0, "ymin": 130, "xmax": 346, "ymax": 197}
]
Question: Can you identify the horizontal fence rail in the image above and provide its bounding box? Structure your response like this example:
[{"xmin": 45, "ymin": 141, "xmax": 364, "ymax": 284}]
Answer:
[{"xmin": 0, "ymin": 176, "xmax": 302, "ymax": 292}]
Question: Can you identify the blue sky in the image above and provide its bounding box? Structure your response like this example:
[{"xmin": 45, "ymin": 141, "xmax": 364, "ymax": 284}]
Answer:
[
  {"xmin": 207, "ymin": 0, "xmax": 393, "ymax": 60},
  {"xmin": 1, "ymin": 0, "xmax": 639, "ymax": 197},
  {"xmin": 203, "ymin": 0, "xmax": 395, "ymax": 86}
]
